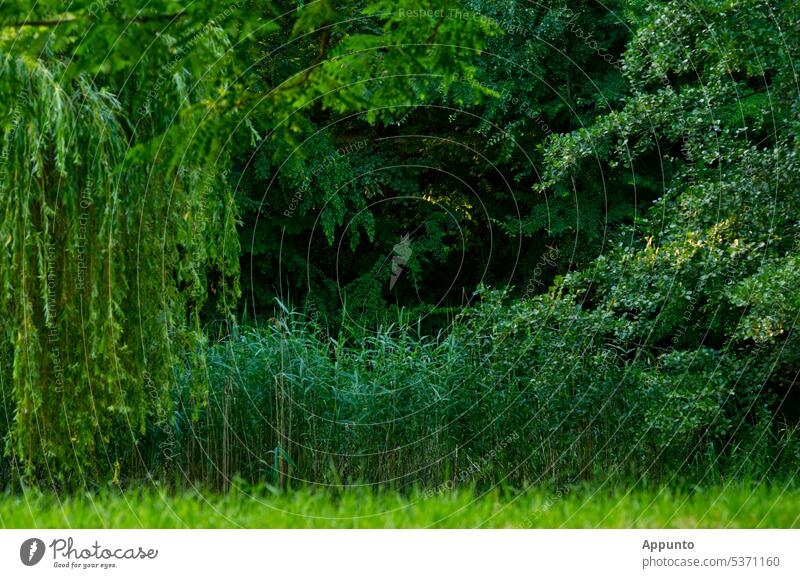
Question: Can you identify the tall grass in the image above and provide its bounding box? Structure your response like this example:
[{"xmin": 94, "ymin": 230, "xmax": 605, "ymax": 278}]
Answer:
[{"xmin": 126, "ymin": 304, "xmax": 799, "ymax": 491}]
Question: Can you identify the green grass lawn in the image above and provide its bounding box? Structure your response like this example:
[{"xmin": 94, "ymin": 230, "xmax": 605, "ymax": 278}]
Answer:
[{"xmin": 1, "ymin": 483, "xmax": 798, "ymax": 528}]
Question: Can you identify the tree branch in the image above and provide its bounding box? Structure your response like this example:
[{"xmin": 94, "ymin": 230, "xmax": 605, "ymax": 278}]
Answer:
[{"xmin": 5, "ymin": 11, "xmax": 185, "ymax": 28}]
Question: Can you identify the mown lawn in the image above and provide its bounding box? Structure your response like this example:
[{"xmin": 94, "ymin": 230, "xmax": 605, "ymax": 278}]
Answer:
[{"xmin": 1, "ymin": 483, "xmax": 798, "ymax": 528}]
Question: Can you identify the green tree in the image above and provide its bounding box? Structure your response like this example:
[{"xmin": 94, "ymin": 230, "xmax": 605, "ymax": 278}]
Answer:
[{"xmin": 0, "ymin": 0, "xmax": 489, "ymax": 486}]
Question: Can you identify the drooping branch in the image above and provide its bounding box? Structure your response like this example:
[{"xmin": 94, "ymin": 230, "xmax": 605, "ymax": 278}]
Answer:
[{"xmin": 4, "ymin": 11, "xmax": 185, "ymax": 28}]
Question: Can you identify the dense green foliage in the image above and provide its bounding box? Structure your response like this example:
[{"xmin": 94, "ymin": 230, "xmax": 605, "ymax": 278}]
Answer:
[
  {"xmin": 235, "ymin": 0, "xmax": 635, "ymax": 320},
  {"xmin": 0, "ymin": 0, "xmax": 490, "ymax": 486},
  {"xmin": 0, "ymin": 0, "xmax": 798, "ymax": 499}
]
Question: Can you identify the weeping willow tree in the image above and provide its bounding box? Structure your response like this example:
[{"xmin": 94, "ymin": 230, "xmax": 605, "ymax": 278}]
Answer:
[
  {"xmin": 0, "ymin": 54, "xmax": 239, "ymax": 487},
  {"xmin": 0, "ymin": 0, "xmax": 490, "ymax": 488}
]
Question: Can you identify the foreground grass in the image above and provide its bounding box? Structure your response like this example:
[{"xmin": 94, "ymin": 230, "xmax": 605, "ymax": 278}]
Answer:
[{"xmin": 1, "ymin": 483, "xmax": 798, "ymax": 528}]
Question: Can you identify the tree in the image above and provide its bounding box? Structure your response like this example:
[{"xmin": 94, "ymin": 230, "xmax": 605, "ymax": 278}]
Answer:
[{"xmin": 0, "ymin": 0, "xmax": 489, "ymax": 486}]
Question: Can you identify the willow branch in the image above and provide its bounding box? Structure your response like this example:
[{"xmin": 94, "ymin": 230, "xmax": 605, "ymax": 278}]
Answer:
[{"xmin": 5, "ymin": 11, "xmax": 185, "ymax": 28}]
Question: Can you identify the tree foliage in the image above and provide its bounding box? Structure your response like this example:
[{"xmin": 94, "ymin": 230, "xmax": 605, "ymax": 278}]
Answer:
[
  {"xmin": 0, "ymin": 0, "xmax": 489, "ymax": 485},
  {"xmin": 1, "ymin": 0, "xmax": 798, "ymax": 489}
]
